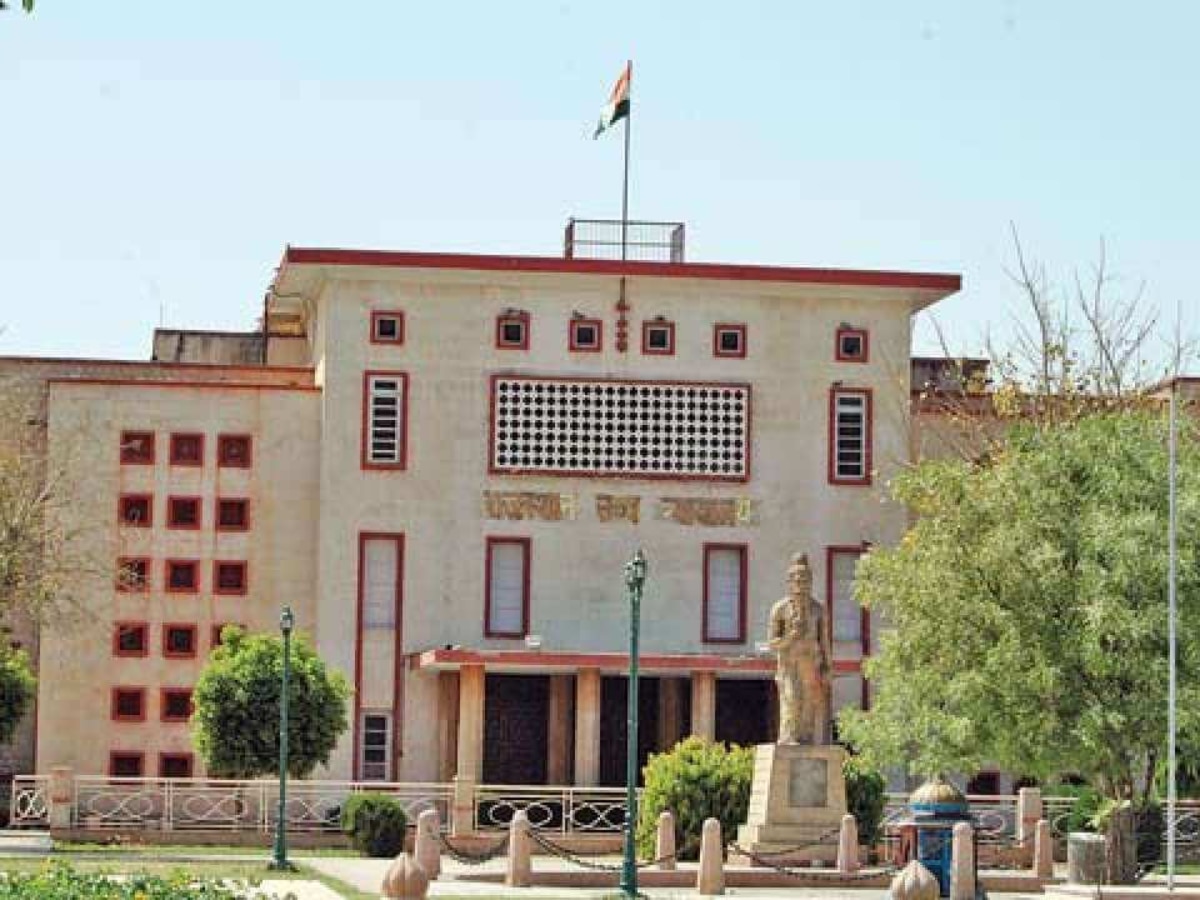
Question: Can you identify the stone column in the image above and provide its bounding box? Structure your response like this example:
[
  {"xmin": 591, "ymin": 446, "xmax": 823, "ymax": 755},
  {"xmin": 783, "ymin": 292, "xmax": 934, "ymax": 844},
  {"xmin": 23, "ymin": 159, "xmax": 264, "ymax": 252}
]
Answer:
[
  {"xmin": 950, "ymin": 821, "xmax": 975, "ymax": 900},
  {"xmin": 837, "ymin": 813, "xmax": 859, "ymax": 874},
  {"xmin": 697, "ymin": 818, "xmax": 725, "ymax": 895},
  {"xmin": 414, "ymin": 808, "xmax": 441, "ymax": 879},
  {"xmin": 451, "ymin": 664, "xmax": 485, "ymax": 836},
  {"xmin": 691, "ymin": 671, "xmax": 716, "ymax": 741},
  {"xmin": 658, "ymin": 678, "xmax": 684, "ymax": 751},
  {"xmin": 546, "ymin": 674, "xmax": 574, "ymax": 785},
  {"xmin": 506, "ymin": 810, "xmax": 533, "ymax": 888},
  {"xmin": 48, "ymin": 766, "xmax": 73, "ymax": 832},
  {"xmin": 1017, "ymin": 786, "xmax": 1043, "ymax": 864},
  {"xmin": 656, "ymin": 810, "xmax": 677, "ymax": 871},
  {"xmin": 436, "ymin": 672, "xmax": 459, "ymax": 783},
  {"xmin": 574, "ymin": 668, "xmax": 601, "ymax": 786},
  {"xmin": 1034, "ymin": 819, "xmax": 1054, "ymax": 879}
]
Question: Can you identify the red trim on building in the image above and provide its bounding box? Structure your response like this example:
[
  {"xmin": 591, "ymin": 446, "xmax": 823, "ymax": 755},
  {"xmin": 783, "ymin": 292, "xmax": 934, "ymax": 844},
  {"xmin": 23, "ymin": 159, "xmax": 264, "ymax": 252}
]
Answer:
[
  {"xmin": 108, "ymin": 751, "xmax": 145, "ymax": 777},
  {"xmin": 412, "ymin": 647, "xmax": 776, "ymax": 675},
  {"xmin": 495, "ymin": 311, "xmax": 530, "ymax": 350},
  {"xmin": 702, "ymin": 543, "xmax": 748, "ymax": 644},
  {"xmin": 568, "ymin": 318, "xmax": 603, "ymax": 353},
  {"xmin": 164, "ymin": 559, "xmax": 200, "ymax": 594},
  {"xmin": 836, "ymin": 327, "xmax": 870, "ymax": 363},
  {"xmin": 112, "ymin": 621, "xmax": 149, "ymax": 658},
  {"xmin": 483, "ymin": 536, "xmax": 531, "ymax": 639},
  {"xmin": 213, "ymin": 561, "xmax": 248, "ymax": 596},
  {"xmin": 168, "ymin": 432, "xmax": 205, "ymax": 467},
  {"xmin": 641, "ymin": 320, "xmax": 675, "ymax": 356},
  {"xmin": 827, "ymin": 386, "xmax": 873, "ymax": 486},
  {"xmin": 167, "ymin": 495, "xmax": 203, "ymax": 530},
  {"xmin": 116, "ymin": 557, "xmax": 150, "ymax": 593},
  {"xmin": 282, "ymin": 246, "xmax": 963, "ymax": 293},
  {"xmin": 360, "ymin": 370, "xmax": 410, "ymax": 470},
  {"xmin": 53, "ymin": 378, "xmax": 319, "ymax": 393},
  {"xmin": 117, "ymin": 494, "xmax": 153, "ymax": 528},
  {"xmin": 119, "ymin": 431, "xmax": 155, "ymax": 465},
  {"xmin": 713, "ymin": 323, "xmax": 748, "ymax": 359},
  {"xmin": 162, "ymin": 623, "xmax": 199, "ymax": 659},
  {"xmin": 217, "ymin": 434, "xmax": 253, "ymax": 468},
  {"xmin": 1, "ymin": 354, "xmax": 312, "ymax": 375},
  {"xmin": 370, "ymin": 310, "xmax": 406, "ymax": 345},
  {"xmin": 160, "ymin": 688, "xmax": 194, "ymax": 722},
  {"xmin": 354, "ymin": 532, "xmax": 405, "ymax": 782},
  {"xmin": 158, "ymin": 752, "xmax": 195, "ymax": 777},
  {"xmin": 215, "ymin": 497, "xmax": 251, "ymax": 532},
  {"xmin": 111, "ymin": 687, "xmax": 146, "ymax": 722}
]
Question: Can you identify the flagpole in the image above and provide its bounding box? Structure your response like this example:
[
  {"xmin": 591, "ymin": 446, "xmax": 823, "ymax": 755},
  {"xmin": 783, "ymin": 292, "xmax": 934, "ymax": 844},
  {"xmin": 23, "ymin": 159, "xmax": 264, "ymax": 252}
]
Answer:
[
  {"xmin": 621, "ymin": 60, "xmax": 631, "ymax": 261},
  {"xmin": 1168, "ymin": 381, "xmax": 1178, "ymax": 891}
]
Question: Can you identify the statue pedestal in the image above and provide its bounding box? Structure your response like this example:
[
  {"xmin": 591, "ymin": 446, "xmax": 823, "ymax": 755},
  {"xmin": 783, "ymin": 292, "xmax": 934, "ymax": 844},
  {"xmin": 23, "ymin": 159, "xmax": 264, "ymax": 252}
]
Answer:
[{"xmin": 735, "ymin": 743, "xmax": 848, "ymax": 865}]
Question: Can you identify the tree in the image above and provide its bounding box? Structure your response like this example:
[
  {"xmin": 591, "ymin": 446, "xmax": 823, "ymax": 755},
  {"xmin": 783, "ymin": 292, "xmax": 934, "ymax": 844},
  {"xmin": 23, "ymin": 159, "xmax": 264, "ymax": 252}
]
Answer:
[
  {"xmin": 0, "ymin": 647, "xmax": 35, "ymax": 744},
  {"xmin": 839, "ymin": 410, "xmax": 1200, "ymax": 879},
  {"xmin": 192, "ymin": 627, "xmax": 351, "ymax": 778}
]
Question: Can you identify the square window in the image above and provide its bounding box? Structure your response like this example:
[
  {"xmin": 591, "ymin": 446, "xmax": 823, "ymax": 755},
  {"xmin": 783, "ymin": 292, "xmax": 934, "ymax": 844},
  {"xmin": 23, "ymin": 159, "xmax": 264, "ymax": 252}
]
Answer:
[
  {"xmin": 109, "ymin": 752, "xmax": 144, "ymax": 778},
  {"xmin": 113, "ymin": 622, "xmax": 148, "ymax": 658},
  {"xmin": 214, "ymin": 561, "xmax": 247, "ymax": 595},
  {"xmin": 642, "ymin": 321, "xmax": 675, "ymax": 355},
  {"xmin": 112, "ymin": 687, "xmax": 145, "ymax": 721},
  {"xmin": 161, "ymin": 689, "xmax": 194, "ymax": 722},
  {"xmin": 118, "ymin": 494, "xmax": 152, "ymax": 527},
  {"xmin": 216, "ymin": 498, "xmax": 250, "ymax": 531},
  {"xmin": 163, "ymin": 624, "xmax": 198, "ymax": 658},
  {"xmin": 496, "ymin": 313, "xmax": 529, "ymax": 350},
  {"xmin": 371, "ymin": 311, "xmax": 405, "ymax": 344},
  {"xmin": 159, "ymin": 753, "xmax": 194, "ymax": 778},
  {"xmin": 169, "ymin": 433, "xmax": 204, "ymax": 466},
  {"xmin": 166, "ymin": 560, "xmax": 199, "ymax": 593},
  {"xmin": 217, "ymin": 435, "xmax": 252, "ymax": 468},
  {"xmin": 714, "ymin": 324, "xmax": 747, "ymax": 358},
  {"xmin": 569, "ymin": 318, "xmax": 602, "ymax": 352},
  {"xmin": 836, "ymin": 327, "xmax": 869, "ymax": 362},
  {"xmin": 120, "ymin": 431, "xmax": 155, "ymax": 465},
  {"xmin": 167, "ymin": 496, "xmax": 201, "ymax": 530},
  {"xmin": 116, "ymin": 558, "xmax": 150, "ymax": 593}
]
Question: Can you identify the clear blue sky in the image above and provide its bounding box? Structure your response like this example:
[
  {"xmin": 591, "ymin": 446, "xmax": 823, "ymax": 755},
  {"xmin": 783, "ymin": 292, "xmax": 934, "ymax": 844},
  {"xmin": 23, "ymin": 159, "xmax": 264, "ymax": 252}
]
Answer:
[{"xmin": 1, "ymin": 1, "xmax": 1196, "ymax": 363}]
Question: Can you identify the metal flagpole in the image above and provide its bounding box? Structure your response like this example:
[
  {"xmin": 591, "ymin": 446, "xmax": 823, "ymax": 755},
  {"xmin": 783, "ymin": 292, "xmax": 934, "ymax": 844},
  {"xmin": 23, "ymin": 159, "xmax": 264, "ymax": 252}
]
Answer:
[
  {"xmin": 621, "ymin": 60, "xmax": 631, "ymax": 261},
  {"xmin": 1168, "ymin": 382, "xmax": 1178, "ymax": 890}
]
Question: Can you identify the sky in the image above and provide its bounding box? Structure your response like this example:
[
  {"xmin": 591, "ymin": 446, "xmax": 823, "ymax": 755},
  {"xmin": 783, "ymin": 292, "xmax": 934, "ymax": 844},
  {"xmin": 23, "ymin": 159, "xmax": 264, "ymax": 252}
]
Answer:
[{"xmin": 1, "ymin": 1, "xmax": 1197, "ymax": 365}]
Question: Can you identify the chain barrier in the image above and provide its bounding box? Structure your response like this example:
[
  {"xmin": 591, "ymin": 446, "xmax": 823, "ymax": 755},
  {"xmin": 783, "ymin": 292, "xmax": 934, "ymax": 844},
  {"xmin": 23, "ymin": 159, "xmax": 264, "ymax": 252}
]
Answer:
[
  {"xmin": 725, "ymin": 840, "xmax": 899, "ymax": 881},
  {"xmin": 435, "ymin": 831, "xmax": 510, "ymax": 865},
  {"xmin": 526, "ymin": 828, "xmax": 679, "ymax": 871}
]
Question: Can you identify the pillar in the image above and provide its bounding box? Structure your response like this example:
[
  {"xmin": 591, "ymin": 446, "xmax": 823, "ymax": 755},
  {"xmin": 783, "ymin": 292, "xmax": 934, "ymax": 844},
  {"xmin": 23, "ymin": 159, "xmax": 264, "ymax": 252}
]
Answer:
[
  {"xmin": 697, "ymin": 817, "xmax": 724, "ymax": 895},
  {"xmin": 415, "ymin": 809, "xmax": 441, "ymax": 879},
  {"xmin": 691, "ymin": 671, "xmax": 716, "ymax": 741},
  {"xmin": 656, "ymin": 810, "xmax": 677, "ymax": 871},
  {"xmin": 1017, "ymin": 786, "xmax": 1043, "ymax": 856},
  {"xmin": 1034, "ymin": 819, "xmax": 1054, "ymax": 879},
  {"xmin": 837, "ymin": 813, "xmax": 859, "ymax": 874},
  {"xmin": 658, "ymin": 678, "xmax": 685, "ymax": 751},
  {"xmin": 547, "ymin": 674, "xmax": 574, "ymax": 785},
  {"xmin": 436, "ymin": 672, "xmax": 459, "ymax": 783},
  {"xmin": 451, "ymin": 664, "xmax": 485, "ymax": 836},
  {"xmin": 506, "ymin": 810, "xmax": 533, "ymax": 888},
  {"xmin": 48, "ymin": 766, "xmax": 73, "ymax": 832},
  {"xmin": 574, "ymin": 668, "xmax": 601, "ymax": 786},
  {"xmin": 950, "ymin": 821, "xmax": 975, "ymax": 900}
]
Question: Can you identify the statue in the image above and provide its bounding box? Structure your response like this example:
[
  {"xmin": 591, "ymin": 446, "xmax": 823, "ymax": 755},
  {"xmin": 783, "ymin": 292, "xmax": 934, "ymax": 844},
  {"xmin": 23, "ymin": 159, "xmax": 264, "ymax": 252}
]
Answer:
[{"xmin": 767, "ymin": 553, "xmax": 832, "ymax": 744}]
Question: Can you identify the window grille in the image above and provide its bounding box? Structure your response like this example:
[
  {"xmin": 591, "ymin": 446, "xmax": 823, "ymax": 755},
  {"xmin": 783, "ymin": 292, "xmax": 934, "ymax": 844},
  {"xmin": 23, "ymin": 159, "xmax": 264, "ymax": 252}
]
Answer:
[
  {"xmin": 491, "ymin": 377, "xmax": 749, "ymax": 480},
  {"xmin": 360, "ymin": 712, "xmax": 391, "ymax": 781},
  {"xmin": 832, "ymin": 390, "xmax": 870, "ymax": 482},
  {"xmin": 366, "ymin": 374, "xmax": 406, "ymax": 465}
]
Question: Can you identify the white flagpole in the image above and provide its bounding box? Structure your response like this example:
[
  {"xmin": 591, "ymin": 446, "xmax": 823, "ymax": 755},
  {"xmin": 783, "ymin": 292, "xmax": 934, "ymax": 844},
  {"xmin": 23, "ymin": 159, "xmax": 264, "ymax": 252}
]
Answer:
[
  {"xmin": 1168, "ymin": 380, "xmax": 1178, "ymax": 890},
  {"xmin": 620, "ymin": 60, "xmax": 631, "ymax": 261}
]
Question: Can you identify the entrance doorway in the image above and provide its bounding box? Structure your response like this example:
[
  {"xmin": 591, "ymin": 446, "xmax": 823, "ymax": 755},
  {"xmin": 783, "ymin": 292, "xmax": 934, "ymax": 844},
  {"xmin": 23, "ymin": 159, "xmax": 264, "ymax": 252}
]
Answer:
[
  {"xmin": 715, "ymin": 678, "xmax": 775, "ymax": 747},
  {"xmin": 482, "ymin": 674, "xmax": 549, "ymax": 784},
  {"xmin": 599, "ymin": 675, "xmax": 659, "ymax": 787}
]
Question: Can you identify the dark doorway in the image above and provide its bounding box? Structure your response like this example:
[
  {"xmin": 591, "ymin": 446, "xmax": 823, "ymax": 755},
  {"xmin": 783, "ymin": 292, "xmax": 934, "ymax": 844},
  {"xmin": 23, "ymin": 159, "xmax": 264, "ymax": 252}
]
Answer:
[
  {"xmin": 599, "ymin": 675, "xmax": 660, "ymax": 787},
  {"xmin": 715, "ymin": 678, "xmax": 775, "ymax": 747},
  {"xmin": 483, "ymin": 674, "xmax": 549, "ymax": 784}
]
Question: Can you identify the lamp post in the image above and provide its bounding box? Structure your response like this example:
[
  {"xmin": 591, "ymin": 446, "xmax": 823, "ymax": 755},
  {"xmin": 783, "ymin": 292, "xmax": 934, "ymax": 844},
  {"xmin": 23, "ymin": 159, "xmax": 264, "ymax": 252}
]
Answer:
[
  {"xmin": 619, "ymin": 549, "xmax": 647, "ymax": 900},
  {"xmin": 269, "ymin": 605, "xmax": 296, "ymax": 871}
]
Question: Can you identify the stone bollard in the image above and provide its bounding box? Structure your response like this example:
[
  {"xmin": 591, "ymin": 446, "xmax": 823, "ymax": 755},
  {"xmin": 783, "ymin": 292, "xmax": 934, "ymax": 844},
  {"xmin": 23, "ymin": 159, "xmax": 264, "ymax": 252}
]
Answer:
[
  {"xmin": 1017, "ymin": 787, "xmax": 1043, "ymax": 864},
  {"xmin": 48, "ymin": 766, "xmax": 73, "ymax": 832},
  {"xmin": 506, "ymin": 810, "xmax": 533, "ymax": 888},
  {"xmin": 1066, "ymin": 832, "xmax": 1105, "ymax": 885},
  {"xmin": 450, "ymin": 775, "xmax": 475, "ymax": 837},
  {"xmin": 888, "ymin": 859, "xmax": 939, "ymax": 900},
  {"xmin": 381, "ymin": 852, "xmax": 429, "ymax": 900},
  {"xmin": 696, "ymin": 817, "xmax": 724, "ymax": 896},
  {"xmin": 950, "ymin": 822, "xmax": 975, "ymax": 900},
  {"xmin": 655, "ymin": 810, "xmax": 677, "ymax": 871},
  {"xmin": 1034, "ymin": 819, "xmax": 1053, "ymax": 879},
  {"xmin": 837, "ymin": 813, "xmax": 859, "ymax": 874},
  {"xmin": 414, "ymin": 809, "xmax": 441, "ymax": 880}
]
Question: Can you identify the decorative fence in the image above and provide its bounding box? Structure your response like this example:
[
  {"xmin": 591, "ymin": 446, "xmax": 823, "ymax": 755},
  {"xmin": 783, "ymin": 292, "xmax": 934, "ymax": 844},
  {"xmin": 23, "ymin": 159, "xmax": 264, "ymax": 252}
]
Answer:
[
  {"xmin": 472, "ymin": 784, "xmax": 630, "ymax": 834},
  {"xmin": 883, "ymin": 792, "xmax": 1020, "ymax": 845}
]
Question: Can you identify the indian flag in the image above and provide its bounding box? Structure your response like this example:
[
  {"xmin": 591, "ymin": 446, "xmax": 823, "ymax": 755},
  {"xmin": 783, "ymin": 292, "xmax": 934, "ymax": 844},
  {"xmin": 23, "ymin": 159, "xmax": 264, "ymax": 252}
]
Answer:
[{"xmin": 593, "ymin": 61, "xmax": 631, "ymax": 139}]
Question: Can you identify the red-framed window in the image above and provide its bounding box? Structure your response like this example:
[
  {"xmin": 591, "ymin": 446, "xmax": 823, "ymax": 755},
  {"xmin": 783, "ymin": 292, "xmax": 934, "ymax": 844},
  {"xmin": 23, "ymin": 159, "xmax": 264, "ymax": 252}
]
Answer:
[
  {"xmin": 836, "ymin": 327, "xmax": 869, "ymax": 363},
  {"xmin": 496, "ymin": 311, "xmax": 530, "ymax": 350},
  {"xmin": 828, "ymin": 387, "xmax": 872, "ymax": 485},
  {"xmin": 362, "ymin": 371, "xmax": 409, "ymax": 469},
  {"xmin": 370, "ymin": 310, "xmax": 405, "ymax": 345},
  {"xmin": 163, "ymin": 623, "xmax": 198, "ymax": 659},
  {"xmin": 116, "ymin": 557, "xmax": 150, "ymax": 593},
  {"xmin": 118, "ymin": 494, "xmax": 153, "ymax": 528},
  {"xmin": 642, "ymin": 320, "xmax": 675, "ymax": 356},
  {"xmin": 702, "ymin": 543, "xmax": 747, "ymax": 643},
  {"xmin": 713, "ymin": 323, "xmax": 747, "ymax": 359},
  {"xmin": 111, "ymin": 687, "xmax": 146, "ymax": 722},
  {"xmin": 120, "ymin": 431, "xmax": 155, "ymax": 465},
  {"xmin": 216, "ymin": 498, "xmax": 250, "ymax": 531},
  {"xmin": 214, "ymin": 561, "xmax": 248, "ymax": 595},
  {"xmin": 109, "ymin": 752, "xmax": 144, "ymax": 777},
  {"xmin": 112, "ymin": 622, "xmax": 149, "ymax": 658},
  {"xmin": 169, "ymin": 433, "xmax": 204, "ymax": 467},
  {"xmin": 167, "ymin": 496, "xmax": 202, "ymax": 530},
  {"xmin": 826, "ymin": 545, "xmax": 869, "ymax": 654},
  {"xmin": 165, "ymin": 560, "xmax": 200, "ymax": 594},
  {"xmin": 160, "ymin": 688, "xmax": 194, "ymax": 722},
  {"xmin": 569, "ymin": 318, "xmax": 603, "ymax": 353},
  {"xmin": 217, "ymin": 434, "xmax": 253, "ymax": 468},
  {"xmin": 159, "ymin": 753, "xmax": 194, "ymax": 778},
  {"xmin": 484, "ymin": 537, "xmax": 531, "ymax": 638},
  {"xmin": 211, "ymin": 623, "xmax": 243, "ymax": 648}
]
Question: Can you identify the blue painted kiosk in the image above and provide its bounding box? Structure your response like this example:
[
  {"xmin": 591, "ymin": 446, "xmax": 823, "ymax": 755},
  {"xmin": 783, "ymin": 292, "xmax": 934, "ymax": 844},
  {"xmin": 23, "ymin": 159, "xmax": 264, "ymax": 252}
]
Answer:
[{"xmin": 892, "ymin": 777, "xmax": 979, "ymax": 898}]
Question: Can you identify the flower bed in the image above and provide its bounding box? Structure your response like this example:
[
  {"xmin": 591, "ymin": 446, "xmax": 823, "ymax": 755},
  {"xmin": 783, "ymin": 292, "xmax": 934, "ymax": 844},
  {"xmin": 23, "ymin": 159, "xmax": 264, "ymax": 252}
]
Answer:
[{"xmin": 0, "ymin": 863, "xmax": 283, "ymax": 899}]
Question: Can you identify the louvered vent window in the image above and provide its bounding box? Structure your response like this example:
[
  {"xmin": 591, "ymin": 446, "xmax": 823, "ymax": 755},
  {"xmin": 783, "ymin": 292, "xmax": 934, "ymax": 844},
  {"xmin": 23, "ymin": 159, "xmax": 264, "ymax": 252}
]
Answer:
[
  {"xmin": 831, "ymin": 389, "xmax": 870, "ymax": 483},
  {"xmin": 491, "ymin": 377, "xmax": 750, "ymax": 480},
  {"xmin": 365, "ymin": 374, "xmax": 406, "ymax": 467}
]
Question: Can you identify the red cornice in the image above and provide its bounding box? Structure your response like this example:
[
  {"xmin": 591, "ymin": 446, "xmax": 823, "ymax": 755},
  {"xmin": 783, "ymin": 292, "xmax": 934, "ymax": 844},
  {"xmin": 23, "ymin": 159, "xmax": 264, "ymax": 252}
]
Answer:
[
  {"xmin": 282, "ymin": 247, "xmax": 962, "ymax": 293},
  {"xmin": 411, "ymin": 647, "xmax": 863, "ymax": 675}
]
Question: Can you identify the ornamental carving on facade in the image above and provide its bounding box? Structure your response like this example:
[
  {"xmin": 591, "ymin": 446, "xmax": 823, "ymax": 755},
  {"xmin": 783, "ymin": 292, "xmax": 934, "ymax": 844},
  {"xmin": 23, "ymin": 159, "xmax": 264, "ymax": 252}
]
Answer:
[
  {"xmin": 596, "ymin": 494, "xmax": 641, "ymax": 524},
  {"xmin": 482, "ymin": 491, "xmax": 579, "ymax": 522},
  {"xmin": 656, "ymin": 497, "xmax": 758, "ymax": 527}
]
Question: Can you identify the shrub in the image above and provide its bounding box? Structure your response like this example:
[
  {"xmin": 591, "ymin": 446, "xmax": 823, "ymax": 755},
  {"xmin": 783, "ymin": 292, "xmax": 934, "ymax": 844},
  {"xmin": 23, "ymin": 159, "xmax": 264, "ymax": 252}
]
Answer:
[
  {"xmin": 844, "ymin": 755, "xmax": 887, "ymax": 846},
  {"xmin": 1052, "ymin": 782, "xmax": 1104, "ymax": 834},
  {"xmin": 635, "ymin": 736, "xmax": 753, "ymax": 861},
  {"xmin": 341, "ymin": 792, "xmax": 408, "ymax": 857},
  {"xmin": 0, "ymin": 862, "xmax": 254, "ymax": 898}
]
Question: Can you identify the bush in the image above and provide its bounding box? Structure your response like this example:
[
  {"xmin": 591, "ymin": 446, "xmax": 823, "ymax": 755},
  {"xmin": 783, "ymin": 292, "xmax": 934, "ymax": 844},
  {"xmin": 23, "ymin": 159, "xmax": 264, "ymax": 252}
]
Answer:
[
  {"xmin": 844, "ymin": 755, "xmax": 887, "ymax": 846},
  {"xmin": 341, "ymin": 792, "xmax": 408, "ymax": 857},
  {"xmin": 0, "ymin": 862, "xmax": 254, "ymax": 898},
  {"xmin": 635, "ymin": 736, "xmax": 753, "ymax": 861},
  {"xmin": 1052, "ymin": 782, "xmax": 1105, "ymax": 834}
]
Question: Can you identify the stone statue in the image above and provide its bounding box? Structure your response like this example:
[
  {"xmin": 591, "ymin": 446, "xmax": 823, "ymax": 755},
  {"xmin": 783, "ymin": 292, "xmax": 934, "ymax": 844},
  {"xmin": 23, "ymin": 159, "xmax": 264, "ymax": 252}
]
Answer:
[{"xmin": 767, "ymin": 553, "xmax": 832, "ymax": 744}]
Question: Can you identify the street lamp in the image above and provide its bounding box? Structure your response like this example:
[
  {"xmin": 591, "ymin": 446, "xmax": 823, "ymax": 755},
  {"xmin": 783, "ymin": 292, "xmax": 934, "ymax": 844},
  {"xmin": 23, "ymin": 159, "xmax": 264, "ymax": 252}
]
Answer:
[
  {"xmin": 619, "ymin": 550, "xmax": 647, "ymax": 900},
  {"xmin": 269, "ymin": 605, "xmax": 296, "ymax": 872}
]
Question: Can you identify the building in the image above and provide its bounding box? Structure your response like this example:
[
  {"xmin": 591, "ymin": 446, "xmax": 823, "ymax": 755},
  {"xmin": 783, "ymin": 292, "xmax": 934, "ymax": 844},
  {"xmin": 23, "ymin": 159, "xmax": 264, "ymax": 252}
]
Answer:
[{"xmin": 0, "ymin": 224, "xmax": 961, "ymax": 787}]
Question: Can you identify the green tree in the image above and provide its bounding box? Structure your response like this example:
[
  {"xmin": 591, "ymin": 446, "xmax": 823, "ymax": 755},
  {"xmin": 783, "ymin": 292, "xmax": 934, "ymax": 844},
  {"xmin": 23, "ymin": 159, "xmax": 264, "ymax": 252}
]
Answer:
[
  {"xmin": 0, "ymin": 647, "xmax": 35, "ymax": 744},
  {"xmin": 840, "ymin": 411, "xmax": 1200, "ymax": 878},
  {"xmin": 192, "ymin": 627, "xmax": 351, "ymax": 778}
]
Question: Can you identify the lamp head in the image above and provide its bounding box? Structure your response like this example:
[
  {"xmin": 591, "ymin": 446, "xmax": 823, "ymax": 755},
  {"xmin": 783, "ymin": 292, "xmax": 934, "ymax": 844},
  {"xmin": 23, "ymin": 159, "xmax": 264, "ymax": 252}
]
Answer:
[{"xmin": 280, "ymin": 606, "xmax": 296, "ymax": 634}]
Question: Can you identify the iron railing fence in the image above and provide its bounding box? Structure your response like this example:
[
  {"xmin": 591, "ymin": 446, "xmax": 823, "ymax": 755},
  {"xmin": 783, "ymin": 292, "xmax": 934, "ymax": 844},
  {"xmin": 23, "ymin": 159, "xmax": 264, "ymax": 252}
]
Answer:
[
  {"xmin": 473, "ymin": 784, "xmax": 631, "ymax": 834},
  {"xmin": 564, "ymin": 219, "xmax": 685, "ymax": 263}
]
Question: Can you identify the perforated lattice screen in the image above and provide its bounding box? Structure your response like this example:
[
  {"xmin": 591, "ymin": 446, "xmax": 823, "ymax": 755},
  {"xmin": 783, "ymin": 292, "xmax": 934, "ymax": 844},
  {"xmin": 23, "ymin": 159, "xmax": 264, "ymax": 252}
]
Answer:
[{"xmin": 491, "ymin": 376, "xmax": 750, "ymax": 479}]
